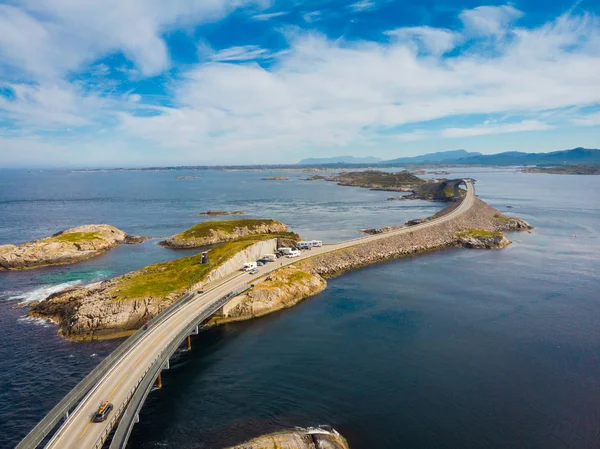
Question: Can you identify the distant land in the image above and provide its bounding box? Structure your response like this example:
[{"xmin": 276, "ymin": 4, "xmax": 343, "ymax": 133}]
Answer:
[
  {"xmin": 382, "ymin": 149, "xmax": 482, "ymax": 165},
  {"xmin": 299, "ymin": 148, "xmax": 600, "ymax": 166},
  {"xmin": 299, "ymin": 155, "xmax": 382, "ymax": 164}
]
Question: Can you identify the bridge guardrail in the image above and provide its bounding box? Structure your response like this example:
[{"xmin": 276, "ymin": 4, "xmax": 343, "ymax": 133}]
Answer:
[
  {"xmin": 109, "ymin": 286, "xmax": 250, "ymax": 449},
  {"xmin": 16, "ymin": 289, "xmax": 199, "ymax": 449}
]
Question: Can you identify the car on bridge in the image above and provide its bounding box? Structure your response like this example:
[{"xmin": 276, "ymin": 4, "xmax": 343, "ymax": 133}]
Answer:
[{"xmin": 92, "ymin": 401, "xmax": 113, "ymax": 422}]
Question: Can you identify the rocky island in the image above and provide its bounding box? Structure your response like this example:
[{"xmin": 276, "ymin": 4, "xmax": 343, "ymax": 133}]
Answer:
[
  {"xmin": 0, "ymin": 224, "xmax": 147, "ymax": 271},
  {"xmin": 159, "ymin": 218, "xmax": 291, "ymax": 248},
  {"xmin": 224, "ymin": 427, "xmax": 350, "ymax": 449},
  {"xmin": 262, "ymin": 176, "xmax": 290, "ymax": 180},
  {"xmin": 29, "ymin": 228, "xmax": 297, "ymax": 340}
]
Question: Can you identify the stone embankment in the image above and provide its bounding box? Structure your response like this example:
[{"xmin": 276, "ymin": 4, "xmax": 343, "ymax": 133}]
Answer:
[
  {"xmin": 223, "ymin": 427, "xmax": 350, "ymax": 449},
  {"xmin": 297, "ymin": 198, "xmax": 531, "ymax": 279},
  {"xmin": 214, "ymin": 199, "xmax": 531, "ymax": 325},
  {"xmin": 0, "ymin": 224, "xmax": 147, "ymax": 271},
  {"xmin": 160, "ymin": 219, "xmax": 289, "ymax": 248}
]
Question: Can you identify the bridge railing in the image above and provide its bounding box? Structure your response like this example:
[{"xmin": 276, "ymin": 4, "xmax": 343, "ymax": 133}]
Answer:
[
  {"xmin": 16, "ymin": 289, "xmax": 200, "ymax": 449},
  {"xmin": 108, "ymin": 285, "xmax": 250, "ymax": 449}
]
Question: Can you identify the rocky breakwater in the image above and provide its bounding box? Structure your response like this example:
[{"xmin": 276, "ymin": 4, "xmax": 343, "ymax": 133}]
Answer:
[
  {"xmin": 224, "ymin": 427, "xmax": 350, "ymax": 449},
  {"xmin": 297, "ymin": 198, "xmax": 532, "ymax": 279},
  {"xmin": 210, "ymin": 265, "xmax": 326, "ymax": 324},
  {"xmin": 159, "ymin": 218, "xmax": 289, "ymax": 249},
  {"xmin": 0, "ymin": 224, "xmax": 147, "ymax": 271}
]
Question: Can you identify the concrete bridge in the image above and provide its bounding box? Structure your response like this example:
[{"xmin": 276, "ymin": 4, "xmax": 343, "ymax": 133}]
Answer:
[
  {"xmin": 442, "ymin": 178, "xmax": 475, "ymax": 199},
  {"xmin": 17, "ymin": 181, "xmax": 475, "ymax": 449}
]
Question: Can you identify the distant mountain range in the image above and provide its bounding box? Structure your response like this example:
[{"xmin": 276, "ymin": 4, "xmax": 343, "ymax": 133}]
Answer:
[
  {"xmin": 383, "ymin": 149, "xmax": 481, "ymax": 164},
  {"xmin": 298, "ymin": 148, "xmax": 600, "ymax": 166},
  {"xmin": 298, "ymin": 156, "xmax": 382, "ymax": 164}
]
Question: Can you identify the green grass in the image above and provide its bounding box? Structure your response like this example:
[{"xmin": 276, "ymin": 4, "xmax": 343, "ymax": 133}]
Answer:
[
  {"xmin": 111, "ymin": 233, "xmax": 294, "ymax": 301},
  {"xmin": 178, "ymin": 218, "xmax": 283, "ymax": 240},
  {"xmin": 49, "ymin": 232, "xmax": 103, "ymax": 243},
  {"xmin": 457, "ymin": 228, "xmax": 502, "ymax": 238},
  {"xmin": 334, "ymin": 170, "xmax": 425, "ymax": 187}
]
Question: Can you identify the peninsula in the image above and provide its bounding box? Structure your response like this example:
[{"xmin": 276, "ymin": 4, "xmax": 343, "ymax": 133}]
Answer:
[
  {"xmin": 0, "ymin": 225, "xmax": 147, "ymax": 271},
  {"xmin": 159, "ymin": 218, "xmax": 291, "ymax": 248}
]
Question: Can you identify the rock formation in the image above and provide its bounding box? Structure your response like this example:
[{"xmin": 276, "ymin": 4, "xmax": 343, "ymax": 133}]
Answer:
[
  {"xmin": 223, "ymin": 427, "xmax": 350, "ymax": 449},
  {"xmin": 262, "ymin": 176, "xmax": 290, "ymax": 180},
  {"xmin": 0, "ymin": 224, "xmax": 146, "ymax": 271},
  {"xmin": 159, "ymin": 219, "xmax": 290, "ymax": 249},
  {"xmin": 197, "ymin": 210, "xmax": 245, "ymax": 216},
  {"xmin": 210, "ymin": 266, "xmax": 326, "ymax": 324}
]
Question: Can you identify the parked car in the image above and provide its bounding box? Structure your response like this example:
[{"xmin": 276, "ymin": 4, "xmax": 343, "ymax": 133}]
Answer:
[
  {"xmin": 257, "ymin": 260, "xmax": 265, "ymax": 266},
  {"xmin": 93, "ymin": 401, "xmax": 113, "ymax": 422}
]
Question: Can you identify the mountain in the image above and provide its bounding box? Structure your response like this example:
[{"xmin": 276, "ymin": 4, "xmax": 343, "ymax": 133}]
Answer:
[
  {"xmin": 298, "ymin": 156, "xmax": 382, "ymax": 164},
  {"xmin": 456, "ymin": 147, "xmax": 600, "ymax": 165},
  {"xmin": 383, "ymin": 149, "xmax": 482, "ymax": 165}
]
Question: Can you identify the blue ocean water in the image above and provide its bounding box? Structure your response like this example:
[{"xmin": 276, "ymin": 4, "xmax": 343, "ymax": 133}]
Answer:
[{"xmin": 1, "ymin": 168, "xmax": 599, "ymax": 449}]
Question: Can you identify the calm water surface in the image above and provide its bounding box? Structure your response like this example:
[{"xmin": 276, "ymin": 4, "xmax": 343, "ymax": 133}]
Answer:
[{"xmin": 1, "ymin": 168, "xmax": 599, "ymax": 449}]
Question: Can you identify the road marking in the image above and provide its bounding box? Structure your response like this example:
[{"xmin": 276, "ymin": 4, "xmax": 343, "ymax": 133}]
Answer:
[
  {"xmin": 108, "ymin": 374, "xmax": 127, "ymax": 401},
  {"xmin": 132, "ymin": 349, "xmax": 149, "ymax": 369},
  {"xmin": 79, "ymin": 422, "xmax": 92, "ymax": 439},
  {"xmin": 151, "ymin": 330, "xmax": 169, "ymax": 347}
]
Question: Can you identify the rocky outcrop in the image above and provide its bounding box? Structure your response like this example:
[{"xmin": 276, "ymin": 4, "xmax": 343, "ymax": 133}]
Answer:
[
  {"xmin": 223, "ymin": 427, "xmax": 350, "ymax": 449},
  {"xmin": 28, "ymin": 238, "xmax": 279, "ymax": 340},
  {"xmin": 160, "ymin": 219, "xmax": 289, "ymax": 249},
  {"xmin": 0, "ymin": 225, "xmax": 146, "ymax": 271},
  {"xmin": 262, "ymin": 176, "xmax": 290, "ymax": 180},
  {"xmin": 211, "ymin": 266, "xmax": 326, "ymax": 324},
  {"xmin": 456, "ymin": 230, "xmax": 510, "ymax": 249}
]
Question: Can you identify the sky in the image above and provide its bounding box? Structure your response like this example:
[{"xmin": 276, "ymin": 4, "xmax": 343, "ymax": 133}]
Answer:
[{"xmin": 0, "ymin": 0, "xmax": 599, "ymax": 168}]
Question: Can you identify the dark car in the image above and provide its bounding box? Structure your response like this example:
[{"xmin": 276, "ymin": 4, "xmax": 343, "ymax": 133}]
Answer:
[{"xmin": 93, "ymin": 401, "xmax": 113, "ymax": 422}]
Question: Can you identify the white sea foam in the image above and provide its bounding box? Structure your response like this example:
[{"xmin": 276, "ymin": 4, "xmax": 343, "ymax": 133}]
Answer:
[
  {"xmin": 17, "ymin": 316, "xmax": 55, "ymax": 327},
  {"xmin": 8, "ymin": 280, "xmax": 83, "ymax": 304}
]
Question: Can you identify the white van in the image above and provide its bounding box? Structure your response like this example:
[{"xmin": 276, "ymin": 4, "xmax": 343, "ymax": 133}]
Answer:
[
  {"xmin": 242, "ymin": 261, "xmax": 257, "ymax": 272},
  {"xmin": 310, "ymin": 240, "xmax": 323, "ymax": 247},
  {"xmin": 286, "ymin": 250, "xmax": 301, "ymax": 258},
  {"xmin": 297, "ymin": 241, "xmax": 313, "ymax": 250},
  {"xmin": 278, "ymin": 247, "xmax": 293, "ymax": 255},
  {"xmin": 263, "ymin": 254, "xmax": 277, "ymax": 262}
]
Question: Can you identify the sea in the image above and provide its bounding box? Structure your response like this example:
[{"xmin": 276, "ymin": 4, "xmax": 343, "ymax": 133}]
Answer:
[{"xmin": 1, "ymin": 167, "xmax": 599, "ymax": 449}]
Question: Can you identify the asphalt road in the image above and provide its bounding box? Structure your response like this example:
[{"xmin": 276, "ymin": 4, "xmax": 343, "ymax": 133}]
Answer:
[{"xmin": 44, "ymin": 182, "xmax": 474, "ymax": 449}]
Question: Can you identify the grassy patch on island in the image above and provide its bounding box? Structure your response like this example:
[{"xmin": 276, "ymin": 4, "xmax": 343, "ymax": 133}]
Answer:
[
  {"xmin": 457, "ymin": 228, "xmax": 502, "ymax": 238},
  {"xmin": 49, "ymin": 232, "xmax": 104, "ymax": 243},
  {"xmin": 179, "ymin": 219, "xmax": 283, "ymax": 240},
  {"xmin": 111, "ymin": 233, "xmax": 294, "ymax": 301}
]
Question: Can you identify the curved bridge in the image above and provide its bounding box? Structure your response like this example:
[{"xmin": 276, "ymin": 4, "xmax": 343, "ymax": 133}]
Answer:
[{"xmin": 17, "ymin": 181, "xmax": 475, "ymax": 449}]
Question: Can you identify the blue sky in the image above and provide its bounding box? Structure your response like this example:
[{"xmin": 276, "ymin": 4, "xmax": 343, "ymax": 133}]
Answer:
[{"xmin": 0, "ymin": 0, "xmax": 599, "ymax": 167}]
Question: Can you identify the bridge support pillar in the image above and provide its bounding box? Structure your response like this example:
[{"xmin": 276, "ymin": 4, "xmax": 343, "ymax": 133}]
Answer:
[
  {"xmin": 187, "ymin": 335, "xmax": 192, "ymax": 351},
  {"xmin": 156, "ymin": 373, "xmax": 163, "ymax": 389}
]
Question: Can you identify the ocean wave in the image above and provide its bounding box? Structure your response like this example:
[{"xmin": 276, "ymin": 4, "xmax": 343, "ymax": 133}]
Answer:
[
  {"xmin": 8, "ymin": 280, "xmax": 83, "ymax": 304},
  {"xmin": 17, "ymin": 316, "xmax": 56, "ymax": 327}
]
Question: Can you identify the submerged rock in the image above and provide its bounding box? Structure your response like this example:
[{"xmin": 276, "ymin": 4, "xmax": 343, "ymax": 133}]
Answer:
[{"xmin": 0, "ymin": 224, "xmax": 146, "ymax": 271}]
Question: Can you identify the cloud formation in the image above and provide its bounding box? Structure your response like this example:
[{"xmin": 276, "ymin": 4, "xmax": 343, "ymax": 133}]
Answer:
[{"xmin": 0, "ymin": 2, "xmax": 599, "ymax": 166}]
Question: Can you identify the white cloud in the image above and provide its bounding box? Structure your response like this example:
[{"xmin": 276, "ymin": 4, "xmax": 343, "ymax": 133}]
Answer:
[
  {"xmin": 442, "ymin": 120, "xmax": 552, "ymax": 138},
  {"xmin": 572, "ymin": 111, "xmax": 600, "ymax": 126},
  {"xmin": 252, "ymin": 11, "xmax": 288, "ymax": 20},
  {"xmin": 0, "ymin": 0, "xmax": 263, "ymax": 80},
  {"xmin": 303, "ymin": 11, "xmax": 321, "ymax": 23},
  {"xmin": 209, "ymin": 45, "xmax": 272, "ymax": 61},
  {"xmin": 460, "ymin": 5, "xmax": 524, "ymax": 37},
  {"xmin": 348, "ymin": 1, "xmax": 377, "ymax": 12},
  {"xmin": 117, "ymin": 7, "xmax": 600, "ymax": 159},
  {"xmin": 386, "ymin": 26, "xmax": 458, "ymax": 55}
]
